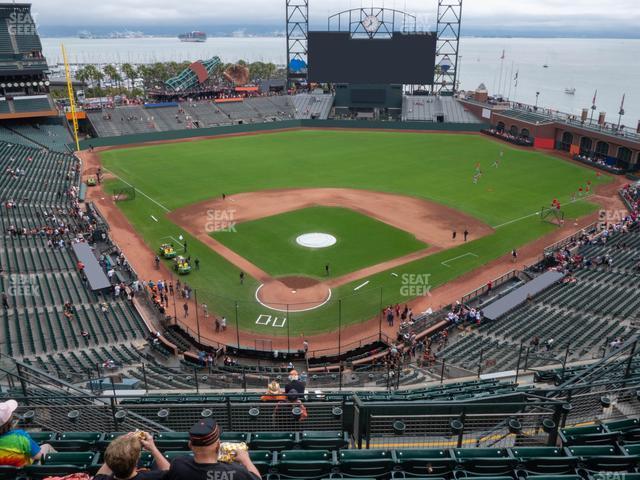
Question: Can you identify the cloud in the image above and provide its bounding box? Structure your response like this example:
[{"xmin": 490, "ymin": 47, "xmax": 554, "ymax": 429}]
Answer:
[{"xmin": 30, "ymin": 0, "xmax": 640, "ymax": 30}]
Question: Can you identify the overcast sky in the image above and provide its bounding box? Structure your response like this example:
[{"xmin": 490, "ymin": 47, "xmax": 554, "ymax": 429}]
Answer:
[{"xmin": 29, "ymin": 0, "xmax": 640, "ymax": 35}]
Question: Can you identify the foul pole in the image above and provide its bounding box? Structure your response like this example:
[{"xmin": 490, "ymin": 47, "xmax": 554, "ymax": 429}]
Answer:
[{"xmin": 61, "ymin": 43, "xmax": 81, "ymax": 151}]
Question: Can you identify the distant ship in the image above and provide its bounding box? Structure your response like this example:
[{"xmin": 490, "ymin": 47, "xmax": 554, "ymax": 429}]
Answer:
[
  {"xmin": 179, "ymin": 31, "xmax": 207, "ymax": 43},
  {"xmin": 564, "ymin": 88, "xmax": 576, "ymax": 95}
]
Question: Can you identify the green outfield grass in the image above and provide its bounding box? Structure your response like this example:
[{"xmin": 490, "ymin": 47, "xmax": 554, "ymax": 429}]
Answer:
[
  {"xmin": 101, "ymin": 129, "xmax": 610, "ymax": 338},
  {"xmin": 212, "ymin": 206, "xmax": 428, "ymax": 279}
]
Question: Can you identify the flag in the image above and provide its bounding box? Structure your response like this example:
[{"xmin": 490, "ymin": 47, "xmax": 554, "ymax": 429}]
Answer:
[
  {"xmin": 592, "ymin": 89, "xmax": 598, "ymax": 106},
  {"xmin": 620, "ymin": 93, "xmax": 626, "ymax": 112},
  {"xmin": 514, "ymin": 70, "xmax": 519, "ymax": 87},
  {"xmin": 500, "ymin": 49, "xmax": 505, "ymax": 60}
]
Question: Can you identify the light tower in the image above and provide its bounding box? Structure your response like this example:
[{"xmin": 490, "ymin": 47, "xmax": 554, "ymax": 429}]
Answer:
[
  {"xmin": 286, "ymin": 0, "xmax": 309, "ymax": 88},
  {"xmin": 433, "ymin": 0, "xmax": 463, "ymax": 95}
]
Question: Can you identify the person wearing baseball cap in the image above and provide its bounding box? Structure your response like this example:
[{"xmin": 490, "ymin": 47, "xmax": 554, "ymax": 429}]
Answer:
[
  {"xmin": 163, "ymin": 418, "xmax": 260, "ymax": 480},
  {"xmin": 284, "ymin": 369, "xmax": 306, "ymax": 401},
  {"xmin": 0, "ymin": 399, "xmax": 55, "ymax": 467}
]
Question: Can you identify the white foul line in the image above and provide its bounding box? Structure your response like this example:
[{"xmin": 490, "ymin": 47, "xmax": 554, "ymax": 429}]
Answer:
[
  {"xmin": 491, "ymin": 194, "xmax": 593, "ymax": 229},
  {"xmin": 103, "ymin": 167, "xmax": 171, "ymax": 213},
  {"xmin": 441, "ymin": 252, "xmax": 479, "ymax": 268},
  {"xmin": 354, "ymin": 280, "xmax": 370, "ymax": 291}
]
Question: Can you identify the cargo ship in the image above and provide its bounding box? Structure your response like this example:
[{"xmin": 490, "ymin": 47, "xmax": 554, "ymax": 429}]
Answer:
[{"xmin": 179, "ymin": 31, "xmax": 207, "ymax": 43}]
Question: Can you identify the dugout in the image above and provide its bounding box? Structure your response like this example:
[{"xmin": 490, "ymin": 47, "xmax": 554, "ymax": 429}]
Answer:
[{"xmin": 333, "ymin": 84, "xmax": 403, "ymax": 120}]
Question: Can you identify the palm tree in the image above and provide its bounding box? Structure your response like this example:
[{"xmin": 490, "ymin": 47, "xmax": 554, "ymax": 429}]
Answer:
[
  {"xmin": 103, "ymin": 64, "xmax": 122, "ymax": 92},
  {"xmin": 75, "ymin": 66, "xmax": 91, "ymax": 87},
  {"xmin": 121, "ymin": 63, "xmax": 137, "ymax": 90}
]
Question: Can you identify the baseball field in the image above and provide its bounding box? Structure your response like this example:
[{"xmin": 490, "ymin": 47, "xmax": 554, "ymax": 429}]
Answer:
[{"xmin": 99, "ymin": 129, "xmax": 608, "ymax": 338}]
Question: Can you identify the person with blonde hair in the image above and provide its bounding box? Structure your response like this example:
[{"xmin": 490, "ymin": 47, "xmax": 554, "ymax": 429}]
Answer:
[
  {"xmin": 260, "ymin": 381, "xmax": 286, "ymax": 402},
  {"xmin": 94, "ymin": 431, "xmax": 169, "ymax": 480}
]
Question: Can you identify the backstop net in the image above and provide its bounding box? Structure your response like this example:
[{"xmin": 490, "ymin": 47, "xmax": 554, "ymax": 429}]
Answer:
[{"xmin": 540, "ymin": 206, "xmax": 565, "ymax": 226}]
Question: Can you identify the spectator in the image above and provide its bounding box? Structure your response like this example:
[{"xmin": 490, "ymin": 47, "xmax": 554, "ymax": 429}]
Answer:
[
  {"xmin": 285, "ymin": 369, "xmax": 306, "ymax": 401},
  {"xmin": 95, "ymin": 432, "xmax": 169, "ymax": 480},
  {"xmin": 260, "ymin": 381, "xmax": 286, "ymax": 402},
  {"xmin": 163, "ymin": 418, "xmax": 260, "ymax": 480},
  {"xmin": 0, "ymin": 399, "xmax": 56, "ymax": 467}
]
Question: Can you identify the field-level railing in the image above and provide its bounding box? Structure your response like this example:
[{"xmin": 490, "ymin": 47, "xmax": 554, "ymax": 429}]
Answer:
[
  {"xmin": 543, "ymin": 221, "xmax": 600, "ymax": 255},
  {"xmin": 459, "ymin": 269, "xmax": 518, "ymax": 305}
]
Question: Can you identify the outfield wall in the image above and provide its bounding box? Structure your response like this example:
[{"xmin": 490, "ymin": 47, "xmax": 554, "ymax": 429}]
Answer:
[{"xmin": 77, "ymin": 120, "xmax": 487, "ymax": 149}]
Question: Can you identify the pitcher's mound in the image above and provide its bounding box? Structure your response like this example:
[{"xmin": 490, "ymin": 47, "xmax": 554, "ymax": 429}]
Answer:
[{"xmin": 256, "ymin": 276, "xmax": 332, "ymax": 312}]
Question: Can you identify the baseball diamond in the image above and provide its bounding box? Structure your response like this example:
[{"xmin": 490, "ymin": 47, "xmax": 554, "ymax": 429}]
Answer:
[
  {"xmin": 3, "ymin": 1, "xmax": 640, "ymax": 473},
  {"xmin": 95, "ymin": 129, "xmax": 609, "ymax": 341}
]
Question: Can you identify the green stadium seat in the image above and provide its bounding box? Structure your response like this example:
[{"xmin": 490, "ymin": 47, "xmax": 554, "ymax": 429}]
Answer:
[
  {"xmin": 28, "ymin": 432, "xmax": 55, "ymax": 444},
  {"xmin": 449, "ymin": 477, "xmax": 513, "ymax": 480},
  {"xmin": 453, "ymin": 448, "xmax": 517, "ymax": 475},
  {"xmin": 154, "ymin": 432, "xmax": 190, "ymax": 450},
  {"xmin": 23, "ymin": 452, "xmax": 98, "ymax": 479},
  {"xmin": 394, "ymin": 449, "xmax": 456, "ymax": 476},
  {"xmin": 560, "ymin": 424, "xmax": 620, "ymax": 446},
  {"xmin": 250, "ymin": 450, "xmax": 274, "ymax": 475},
  {"xmin": 300, "ymin": 431, "xmax": 349, "ymax": 450},
  {"xmin": 338, "ymin": 449, "xmax": 394, "ymax": 477},
  {"xmin": 510, "ymin": 447, "xmax": 578, "ymax": 473},
  {"xmin": 98, "ymin": 432, "xmax": 128, "ymax": 450},
  {"xmin": 604, "ymin": 418, "xmax": 640, "ymax": 432},
  {"xmin": 525, "ymin": 476, "xmax": 582, "ymax": 480},
  {"xmin": 50, "ymin": 432, "xmax": 102, "ymax": 451},
  {"xmin": 277, "ymin": 450, "xmax": 334, "ymax": 478},
  {"xmin": 623, "ymin": 444, "xmax": 640, "ymax": 456},
  {"xmin": 138, "ymin": 451, "xmax": 154, "ymax": 469},
  {"xmin": 623, "ymin": 428, "xmax": 640, "ymax": 443},
  {"xmin": 609, "ymin": 474, "xmax": 640, "ymax": 480},
  {"xmin": 249, "ymin": 432, "xmax": 297, "ymax": 451},
  {"xmin": 566, "ymin": 446, "xmax": 636, "ymax": 471},
  {"xmin": 0, "ymin": 466, "xmax": 18, "ymax": 480},
  {"xmin": 222, "ymin": 432, "xmax": 250, "ymax": 443}
]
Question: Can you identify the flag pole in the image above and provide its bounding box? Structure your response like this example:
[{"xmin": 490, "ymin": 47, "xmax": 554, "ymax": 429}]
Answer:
[
  {"xmin": 497, "ymin": 49, "xmax": 505, "ymax": 96},
  {"xmin": 507, "ymin": 61, "xmax": 515, "ymax": 100},
  {"xmin": 617, "ymin": 94, "xmax": 626, "ymax": 130},
  {"xmin": 589, "ymin": 90, "xmax": 598, "ymax": 124}
]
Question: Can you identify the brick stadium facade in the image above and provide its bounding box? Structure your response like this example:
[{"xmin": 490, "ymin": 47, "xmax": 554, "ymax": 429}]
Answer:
[{"xmin": 460, "ymin": 96, "xmax": 640, "ymax": 172}]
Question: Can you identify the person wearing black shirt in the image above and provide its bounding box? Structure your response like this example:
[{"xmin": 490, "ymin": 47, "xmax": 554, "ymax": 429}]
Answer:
[
  {"xmin": 284, "ymin": 369, "xmax": 306, "ymax": 401},
  {"xmin": 94, "ymin": 432, "xmax": 169, "ymax": 480},
  {"xmin": 163, "ymin": 418, "xmax": 261, "ymax": 480}
]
